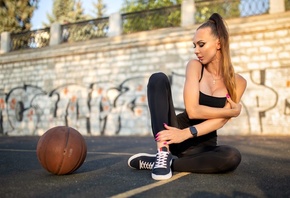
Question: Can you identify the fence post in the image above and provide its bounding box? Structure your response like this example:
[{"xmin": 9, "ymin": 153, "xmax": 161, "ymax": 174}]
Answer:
[
  {"xmin": 181, "ymin": 0, "xmax": 196, "ymax": 27},
  {"xmin": 49, "ymin": 23, "xmax": 62, "ymax": 46},
  {"xmin": 0, "ymin": 32, "xmax": 11, "ymax": 54},
  {"xmin": 269, "ymin": 0, "xmax": 285, "ymax": 13},
  {"xmin": 108, "ymin": 12, "xmax": 122, "ymax": 37}
]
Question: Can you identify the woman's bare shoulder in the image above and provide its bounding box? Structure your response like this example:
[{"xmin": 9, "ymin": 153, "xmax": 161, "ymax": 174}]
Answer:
[
  {"xmin": 235, "ymin": 73, "xmax": 247, "ymax": 85},
  {"xmin": 186, "ymin": 59, "xmax": 203, "ymax": 73},
  {"xmin": 187, "ymin": 59, "xmax": 202, "ymax": 67},
  {"xmin": 235, "ymin": 73, "xmax": 247, "ymax": 94}
]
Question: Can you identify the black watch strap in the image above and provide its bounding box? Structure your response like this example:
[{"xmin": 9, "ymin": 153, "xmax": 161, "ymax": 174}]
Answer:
[{"xmin": 189, "ymin": 126, "xmax": 198, "ymax": 138}]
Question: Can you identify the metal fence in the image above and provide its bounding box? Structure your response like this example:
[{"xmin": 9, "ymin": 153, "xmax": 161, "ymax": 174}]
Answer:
[
  {"xmin": 10, "ymin": 28, "xmax": 50, "ymax": 51},
  {"xmin": 5, "ymin": 0, "xmax": 277, "ymax": 52},
  {"xmin": 61, "ymin": 17, "xmax": 109, "ymax": 43},
  {"xmin": 194, "ymin": 0, "xmax": 269, "ymax": 23}
]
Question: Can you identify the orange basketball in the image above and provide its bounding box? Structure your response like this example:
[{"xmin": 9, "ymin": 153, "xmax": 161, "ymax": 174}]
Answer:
[{"xmin": 36, "ymin": 126, "xmax": 87, "ymax": 175}]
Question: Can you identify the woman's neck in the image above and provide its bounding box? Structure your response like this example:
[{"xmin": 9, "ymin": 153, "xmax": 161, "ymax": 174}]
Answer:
[{"xmin": 206, "ymin": 52, "xmax": 222, "ymax": 76}]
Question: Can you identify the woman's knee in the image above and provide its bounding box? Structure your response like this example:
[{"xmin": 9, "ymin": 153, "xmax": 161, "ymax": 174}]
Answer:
[
  {"xmin": 222, "ymin": 146, "xmax": 242, "ymax": 172},
  {"xmin": 148, "ymin": 72, "xmax": 169, "ymax": 88}
]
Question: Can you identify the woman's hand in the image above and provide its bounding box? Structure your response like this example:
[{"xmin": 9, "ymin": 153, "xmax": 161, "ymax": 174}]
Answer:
[
  {"xmin": 226, "ymin": 95, "xmax": 242, "ymax": 117},
  {"xmin": 156, "ymin": 124, "xmax": 191, "ymax": 145}
]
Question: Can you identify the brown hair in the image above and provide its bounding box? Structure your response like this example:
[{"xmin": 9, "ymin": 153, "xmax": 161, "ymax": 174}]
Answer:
[{"xmin": 198, "ymin": 13, "xmax": 237, "ymax": 102}]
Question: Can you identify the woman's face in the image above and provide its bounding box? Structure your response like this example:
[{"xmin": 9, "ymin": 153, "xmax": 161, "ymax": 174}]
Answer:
[{"xmin": 193, "ymin": 27, "xmax": 220, "ymax": 64}]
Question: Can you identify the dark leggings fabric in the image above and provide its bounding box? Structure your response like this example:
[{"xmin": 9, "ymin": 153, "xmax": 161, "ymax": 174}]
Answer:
[{"xmin": 147, "ymin": 72, "xmax": 241, "ymax": 173}]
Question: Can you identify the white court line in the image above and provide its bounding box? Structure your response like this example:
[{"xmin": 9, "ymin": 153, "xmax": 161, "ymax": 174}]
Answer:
[
  {"xmin": 0, "ymin": 149, "xmax": 36, "ymax": 152},
  {"xmin": 1, "ymin": 148, "xmax": 190, "ymax": 196},
  {"xmin": 0, "ymin": 148, "xmax": 134, "ymax": 156},
  {"xmin": 88, "ymin": 151, "xmax": 134, "ymax": 156},
  {"xmin": 110, "ymin": 172, "xmax": 190, "ymax": 198}
]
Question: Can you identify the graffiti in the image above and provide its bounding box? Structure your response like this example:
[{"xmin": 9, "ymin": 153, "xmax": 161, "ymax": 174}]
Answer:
[
  {"xmin": 249, "ymin": 69, "xmax": 278, "ymax": 133},
  {"xmin": 0, "ymin": 77, "xmax": 150, "ymax": 136},
  {"xmin": 285, "ymin": 99, "xmax": 290, "ymax": 115},
  {"xmin": 0, "ymin": 67, "xmax": 290, "ymax": 136},
  {"xmin": 220, "ymin": 67, "xmax": 290, "ymax": 135}
]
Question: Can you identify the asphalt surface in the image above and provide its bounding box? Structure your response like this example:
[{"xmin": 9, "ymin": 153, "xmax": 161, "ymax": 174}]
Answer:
[{"xmin": 0, "ymin": 135, "xmax": 290, "ymax": 198}]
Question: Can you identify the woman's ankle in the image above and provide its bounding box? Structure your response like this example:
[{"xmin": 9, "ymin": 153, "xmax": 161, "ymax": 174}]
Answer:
[{"xmin": 157, "ymin": 141, "xmax": 169, "ymax": 150}]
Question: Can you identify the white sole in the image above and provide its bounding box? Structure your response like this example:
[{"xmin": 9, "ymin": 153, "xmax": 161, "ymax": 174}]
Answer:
[
  {"xmin": 151, "ymin": 160, "xmax": 173, "ymax": 180},
  {"xmin": 152, "ymin": 172, "xmax": 172, "ymax": 180}
]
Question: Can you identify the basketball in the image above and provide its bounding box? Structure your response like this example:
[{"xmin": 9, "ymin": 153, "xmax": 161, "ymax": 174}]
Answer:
[{"xmin": 36, "ymin": 126, "xmax": 87, "ymax": 175}]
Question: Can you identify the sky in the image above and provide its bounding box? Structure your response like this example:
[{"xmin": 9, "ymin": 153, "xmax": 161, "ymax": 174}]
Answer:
[{"xmin": 31, "ymin": 0, "xmax": 123, "ymax": 30}]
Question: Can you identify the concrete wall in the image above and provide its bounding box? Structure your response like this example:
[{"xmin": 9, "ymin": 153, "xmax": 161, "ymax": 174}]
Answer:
[{"xmin": 0, "ymin": 11, "xmax": 290, "ymax": 136}]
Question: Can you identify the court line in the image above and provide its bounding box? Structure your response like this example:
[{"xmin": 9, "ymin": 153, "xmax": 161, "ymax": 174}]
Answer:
[
  {"xmin": 1, "ymin": 148, "xmax": 190, "ymax": 196},
  {"xmin": 0, "ymin": 148, "xmax": 134, "ymax": 156},
  {"xmin": 110, "ymin": 172, "xmax": 190, "ymax": 198},
  {"xmin": 0, "ymin": 149, "xmax": 36, "ymax": 152}
]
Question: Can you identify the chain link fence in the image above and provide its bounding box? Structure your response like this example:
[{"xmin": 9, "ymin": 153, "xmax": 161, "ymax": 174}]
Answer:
[{"xmin": 286, "ymin": 0, "xmax": 290, "ymax": 10}]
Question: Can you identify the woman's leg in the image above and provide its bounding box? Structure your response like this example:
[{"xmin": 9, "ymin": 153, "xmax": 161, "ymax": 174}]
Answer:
[
  {"xmin": 147, "ymin": 72, "xmax": 179, "ymax": 180},
  {"xmin": 147, "ymin": 72, "xmax": 179, "ymax": 138},
  {"xmin": 172, "ymin": 145, "xmax": 241, "ymax": 173}
]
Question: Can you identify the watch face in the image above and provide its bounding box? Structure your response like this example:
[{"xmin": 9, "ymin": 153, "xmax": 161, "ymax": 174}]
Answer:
[{"xmin": 190, "ymin": 126, "xmax": 197, "ymax": 137}]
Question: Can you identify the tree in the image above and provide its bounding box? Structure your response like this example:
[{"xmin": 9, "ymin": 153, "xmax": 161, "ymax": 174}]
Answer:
[
  {"xmin": 44, "ymin": 0, "xmax": 89, "ymax": 27},
  {"xmin": 0, "ymin": 0, "xmax": 39, "ymax": 33},
  {"xmin": 194, "ymin": 0, "xmax": 240, "ymax": 23},
  {"xmin": 121, "ymin": 0, "xmax": 181, "ymax": 13},
  {"xmin": 48, "ymin": 0, "xmax": 106, "ymax": 43},
  {"xmin": 69, "ymin": 0, "xmax": 90, "ymax": 21},
  {"xmin": 91, "ymin": 0, "xmax": 106, "ymax": 18},
  {"xmin": 121, "ymin": 0, "xmax": 182, "ymax": 34}
]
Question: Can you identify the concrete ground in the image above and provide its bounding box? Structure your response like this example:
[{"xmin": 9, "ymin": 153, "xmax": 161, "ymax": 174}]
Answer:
[{"xmin": 0, "ymin": 135, "xmax": 290, "ymax": 198}]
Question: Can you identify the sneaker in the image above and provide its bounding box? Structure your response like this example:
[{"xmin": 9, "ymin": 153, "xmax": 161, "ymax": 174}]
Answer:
[
  {"xmin": 128, "ymin": 153, "xmax": 156, "ymax": 170},
  {"xmin": 151, "ymin": 147, "xmax": 173, "ymax": 180}
]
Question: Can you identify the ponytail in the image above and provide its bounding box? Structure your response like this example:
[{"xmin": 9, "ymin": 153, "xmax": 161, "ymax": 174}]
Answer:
[{"xmin": 197, "ymin": 13, "xmax": 237, "ymax": 102}]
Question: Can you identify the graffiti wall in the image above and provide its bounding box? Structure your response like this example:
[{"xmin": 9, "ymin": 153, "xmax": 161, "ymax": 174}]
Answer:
[
  {"xmin": 0, "ymin": 77, "xmax": 151, "ymax": 136},
  {"xmin": 0, "ymin": 66, "xmax": 289, "ymax": 136},
  {"xmin": 1, "ymin": 12, "xmax": 289, "ymax": 136}
]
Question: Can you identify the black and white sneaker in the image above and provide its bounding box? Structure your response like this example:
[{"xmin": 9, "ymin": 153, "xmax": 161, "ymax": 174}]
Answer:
[
  {"xmin": 128, "ymin": 153, "xmax": 156, "ymax": 170},
  {"xmin": 151, "ymin": 147, "xmax": 173, "ymax": 180}
]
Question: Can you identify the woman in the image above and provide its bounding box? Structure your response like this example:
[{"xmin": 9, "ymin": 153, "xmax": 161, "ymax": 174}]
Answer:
[{"xmin": 128, "ymin": 13, "xmax": 247, "ymax": 180}]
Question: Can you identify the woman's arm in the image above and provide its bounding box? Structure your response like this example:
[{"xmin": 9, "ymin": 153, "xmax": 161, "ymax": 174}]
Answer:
[
  {"xmin": 157, "ymin": 73, "xmax": 247, "ymax": 144},
  {"xmin": 161, "ymin": 102, "xmax": 232, "ymax": 144},
  {"xmin": 182, "ymin": 73, "xmax": 247, "ymax": 139},
  {"xmin": 183, "ymin": 59, "xmax": 241, "ymax": 119}
]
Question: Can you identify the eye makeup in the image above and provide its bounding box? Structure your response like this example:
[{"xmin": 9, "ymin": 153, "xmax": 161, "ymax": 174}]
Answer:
[{"xmin": 193, "ymin": 41, "xmax": 206, "ymax": 48}]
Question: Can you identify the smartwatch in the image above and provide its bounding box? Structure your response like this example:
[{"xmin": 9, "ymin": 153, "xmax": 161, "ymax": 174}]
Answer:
[{"xmin": 189, "ymin": 126, "xmax": 198, "ymax": 138}]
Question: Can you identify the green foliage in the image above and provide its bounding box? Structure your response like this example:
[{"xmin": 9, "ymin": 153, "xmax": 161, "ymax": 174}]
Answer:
[
  {"xmin": 91, "ymin": 0, "xmax": 106, "ymax": 18},
  {"xmin": 121, "ymin": 0, "xmax": 181, "ymax": 12},
  {"xmin": 121, "ymin": 0, "xmax": 182, "ymax": 34},
  {"xmin": 44, "ymin": 0, "xmax": 108, "ymax": 43},
  {"xmin": 0, "ymin": 0, "xmax": 39, "ymax": 33},
  {"xmin": 195, "ymin": 0, "xmax": 240, "ymax": 24},
  {"xmin": 286, "ymin": 0, "xmax": 290, "ymax": 11},
  {"xmin": 44, "ymin": 0, "xmax": 89, "ymax": 27}
]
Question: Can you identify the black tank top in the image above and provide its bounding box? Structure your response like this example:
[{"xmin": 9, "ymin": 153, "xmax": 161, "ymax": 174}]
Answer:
[
  {"xmin": 177, "ymin": 65, "xmax": 226, "ymax": 128},
  {"xmin": 173, "ymin": 66, "xmax": 227, "ymax": 154},
  {"xmin": 199, "ymin": 65, "xmax": 226, "ymax": 108}
]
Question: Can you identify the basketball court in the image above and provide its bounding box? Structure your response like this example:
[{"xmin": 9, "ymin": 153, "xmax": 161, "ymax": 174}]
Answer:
[{"xmin": 0, "ymin": 135, "xmax": 290, "ymax": 197}]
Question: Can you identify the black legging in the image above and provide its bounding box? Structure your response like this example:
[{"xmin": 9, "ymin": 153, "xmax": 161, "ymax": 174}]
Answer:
[{"xmin": 147, "ymin": 72, "xmax": 241, "ymax": 173}]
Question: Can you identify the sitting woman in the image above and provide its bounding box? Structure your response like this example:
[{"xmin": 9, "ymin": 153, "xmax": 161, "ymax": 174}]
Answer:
[{"xmin": 128, "ymin": 13, "xmax": 247, "ymax": 180}]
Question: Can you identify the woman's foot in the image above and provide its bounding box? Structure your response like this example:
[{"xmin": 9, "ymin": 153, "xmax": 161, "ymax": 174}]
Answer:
[
  {"xmin": 128, "ymin": 153, "xmax": 156, "ymax": 170},
  {"xmin": 151, "ymin": 147, "xmax": 172, "ymax": 180}
]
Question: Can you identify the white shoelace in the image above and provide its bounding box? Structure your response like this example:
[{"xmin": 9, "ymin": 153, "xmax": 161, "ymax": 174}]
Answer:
[
  {"xmin": 154, "ymin": 151, "xmax": 169, "ymax": 169},
  {"xmin": 139, "ymin": 160, "xmax": 154, "ymax": 170}
]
